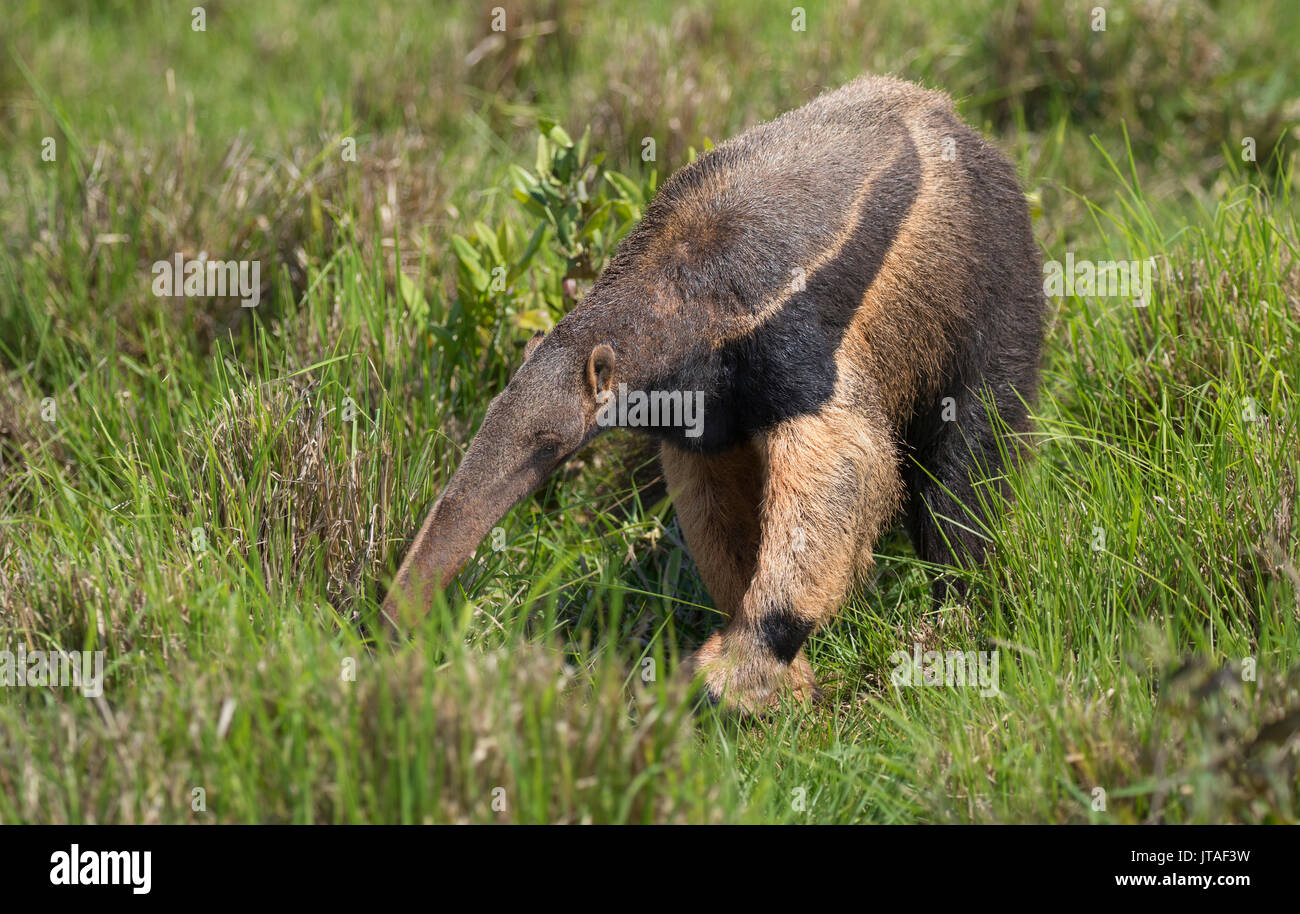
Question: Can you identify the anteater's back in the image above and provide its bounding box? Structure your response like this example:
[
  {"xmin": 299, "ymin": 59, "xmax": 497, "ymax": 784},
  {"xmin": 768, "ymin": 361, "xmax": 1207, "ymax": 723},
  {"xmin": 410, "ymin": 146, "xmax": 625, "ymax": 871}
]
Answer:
[{"xmin": 583, "ymin": 74, "xmax": 1043, "ymax": 450}]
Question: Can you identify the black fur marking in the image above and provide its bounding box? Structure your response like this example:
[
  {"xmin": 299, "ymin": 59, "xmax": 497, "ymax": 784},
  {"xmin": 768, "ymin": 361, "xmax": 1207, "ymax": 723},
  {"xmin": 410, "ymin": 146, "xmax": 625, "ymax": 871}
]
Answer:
[
  {"xmin": 648, "ymin": 123, "xmax": 922, "ymax": 453},
  {"xmin": 758, "ymin": 606, "xmax": 815, "ymax": 665}
]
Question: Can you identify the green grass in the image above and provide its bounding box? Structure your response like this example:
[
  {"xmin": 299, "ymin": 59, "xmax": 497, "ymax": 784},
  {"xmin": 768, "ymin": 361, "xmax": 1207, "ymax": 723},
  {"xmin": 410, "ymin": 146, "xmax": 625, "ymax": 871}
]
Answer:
[{"xmin": 1, "ymin": 0, "xmax": 1298, "ymax": 823}]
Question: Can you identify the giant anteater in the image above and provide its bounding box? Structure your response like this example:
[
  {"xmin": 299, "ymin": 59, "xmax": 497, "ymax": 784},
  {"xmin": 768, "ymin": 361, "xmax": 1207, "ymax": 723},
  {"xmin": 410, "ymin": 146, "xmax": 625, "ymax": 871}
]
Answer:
[{"xmin": 382, "ymin": 76, "xmax": 1045, "ymax": 712}]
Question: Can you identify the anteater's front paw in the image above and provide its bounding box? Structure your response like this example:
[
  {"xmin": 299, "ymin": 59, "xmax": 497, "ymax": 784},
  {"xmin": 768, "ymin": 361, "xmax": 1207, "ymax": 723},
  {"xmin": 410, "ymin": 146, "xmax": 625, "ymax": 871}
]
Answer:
[{"xmin": 686, "ymin": 632, "xmax": 819, "ymax": 714}]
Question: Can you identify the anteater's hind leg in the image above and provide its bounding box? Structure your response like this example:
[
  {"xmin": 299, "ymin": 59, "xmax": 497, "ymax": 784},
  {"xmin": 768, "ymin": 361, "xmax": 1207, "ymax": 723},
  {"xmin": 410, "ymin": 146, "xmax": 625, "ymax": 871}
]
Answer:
[
  {"xmin": 689, "ymin": 408, "xmax": 903, "ymax": 712},
  {"xmin": 903, "ymin": 381, "xmax": 1029, "ymax": 603}
]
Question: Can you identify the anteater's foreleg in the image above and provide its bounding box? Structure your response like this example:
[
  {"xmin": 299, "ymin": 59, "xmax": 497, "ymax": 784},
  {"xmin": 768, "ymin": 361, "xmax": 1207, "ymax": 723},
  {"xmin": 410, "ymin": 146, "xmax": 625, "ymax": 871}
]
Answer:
[
  {"xmin": 690, "ymin": 408, "xmax": 903, "ymax": 711},
  {"xmin": 662, "ymin": 439, "xmax": 817, "ymax": 699},
  {"xmin": 660, "ymin": 442, "xmax": 765, "ymax": 620}
]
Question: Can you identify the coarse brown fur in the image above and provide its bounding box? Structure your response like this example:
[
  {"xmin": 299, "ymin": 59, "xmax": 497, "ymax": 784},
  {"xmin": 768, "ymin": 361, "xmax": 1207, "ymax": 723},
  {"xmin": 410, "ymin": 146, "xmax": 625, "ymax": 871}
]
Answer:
[{"xmin": 381, "ymin": 75, "xmax": 1045, "ymax": 712}]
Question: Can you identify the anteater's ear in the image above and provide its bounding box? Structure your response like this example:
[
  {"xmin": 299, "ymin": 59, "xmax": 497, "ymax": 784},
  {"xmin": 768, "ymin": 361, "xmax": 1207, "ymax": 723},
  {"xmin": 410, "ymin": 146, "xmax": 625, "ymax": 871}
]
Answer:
[
  {"xmin": 522, "ymin": 331, "xmax": 544, "ymax": 363},
  {"xmin": 586, "ymin": 344, "xmax": 615, "ymax": 399}
]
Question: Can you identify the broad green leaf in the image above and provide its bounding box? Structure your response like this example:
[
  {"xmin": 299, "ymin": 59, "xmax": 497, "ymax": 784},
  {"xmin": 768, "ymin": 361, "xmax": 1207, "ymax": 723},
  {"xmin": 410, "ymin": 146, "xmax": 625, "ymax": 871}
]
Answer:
[
  {"xmin": 604, "ymin": 170, "xmax": 642, "ymax": 202},
  {"xmin": 474, "ymin": 221, "xmax": 503, "ymax": 265},
  {"xmin": 547, "ymin": 124, "xmax": 573, "ymax": 148},
  {"xmin": 514, "ymin": 309, "xmax": 553, "ymax": 332}
]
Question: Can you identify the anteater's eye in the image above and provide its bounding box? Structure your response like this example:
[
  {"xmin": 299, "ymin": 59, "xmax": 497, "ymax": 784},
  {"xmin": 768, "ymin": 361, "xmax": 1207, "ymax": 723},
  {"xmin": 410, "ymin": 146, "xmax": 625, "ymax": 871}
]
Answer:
[{"xmin": 535, "ymin": 434, "xmax": 562, "ymax": 458}]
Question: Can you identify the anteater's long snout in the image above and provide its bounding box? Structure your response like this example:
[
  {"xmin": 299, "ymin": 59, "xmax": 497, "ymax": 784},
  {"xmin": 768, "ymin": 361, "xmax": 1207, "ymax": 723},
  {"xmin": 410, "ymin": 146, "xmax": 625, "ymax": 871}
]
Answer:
[{"xmin": 378, "ymin": 426, "xmax": 554, "ymax": 631}]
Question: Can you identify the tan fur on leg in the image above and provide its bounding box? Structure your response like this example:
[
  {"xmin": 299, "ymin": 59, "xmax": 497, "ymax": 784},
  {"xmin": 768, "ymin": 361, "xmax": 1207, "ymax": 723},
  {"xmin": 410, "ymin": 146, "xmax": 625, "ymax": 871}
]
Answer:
[
  {"xmin": 692, "ymin": 403, "xmax": 903, "ymax": 712},
  {"xmin": 660, "ymin": 440, "xmax": 764, "ymax": 619}
]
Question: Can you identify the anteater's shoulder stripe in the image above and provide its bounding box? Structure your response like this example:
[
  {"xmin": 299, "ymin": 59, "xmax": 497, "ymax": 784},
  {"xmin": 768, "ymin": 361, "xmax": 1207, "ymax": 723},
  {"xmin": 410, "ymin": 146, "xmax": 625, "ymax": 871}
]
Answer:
[{"xmin": 708, "ymin": 125, "xmax": 921, "ymax": 346}]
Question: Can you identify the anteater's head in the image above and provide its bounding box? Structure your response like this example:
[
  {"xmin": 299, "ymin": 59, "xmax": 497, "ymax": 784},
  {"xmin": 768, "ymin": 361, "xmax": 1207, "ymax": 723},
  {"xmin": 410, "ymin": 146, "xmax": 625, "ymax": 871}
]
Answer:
[{"xmin": 380, "ymin": 329, "xmax": 617, "ymax": 628}]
